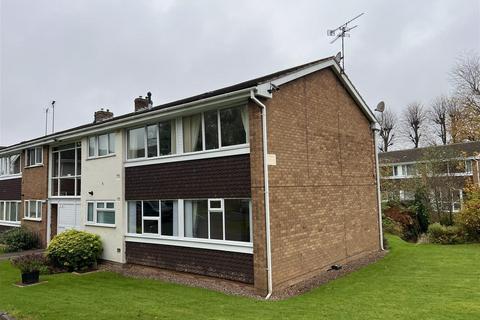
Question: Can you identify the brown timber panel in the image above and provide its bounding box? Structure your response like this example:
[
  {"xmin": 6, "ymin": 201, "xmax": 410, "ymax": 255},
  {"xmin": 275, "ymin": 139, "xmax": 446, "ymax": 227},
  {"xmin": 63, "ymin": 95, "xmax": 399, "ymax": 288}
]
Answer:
[
  {"xmin": 0, "ymin": 178, "xmax": 22, "ymax": 200},
  {"xmin": 125, "ymin": 242, "xmax": 254, "ymax": 283},
  {"xmin": 125, "ymin": 155, "xmax": 251, "ymax": 199}
]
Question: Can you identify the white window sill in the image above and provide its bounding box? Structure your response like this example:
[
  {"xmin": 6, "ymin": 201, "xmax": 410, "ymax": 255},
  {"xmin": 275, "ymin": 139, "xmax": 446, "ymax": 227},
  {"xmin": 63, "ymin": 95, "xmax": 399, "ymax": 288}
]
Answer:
[
  {"xmin": 0, "ymin": 221, "xmax": 21, "ymax": 227},
  {"xmin": 86, "ymin": 154, "xmax": 116, "ymax": 161},
  {"xmin": 23, "ymin": 217, "xmax": 42, "ymax": 222},
  {"xmin": 85, "ymin": 223, "xmax": 116, "ymax": 228},
  {"xmin": 25, "ymin": 164, "xmax": 44, "ymax": 169},
  {"xmin": 125, "ymin": 234, "xmax": 253, "ymax": 254},
  {"xmin": 124, "ymin": 145, "xmax": 250, "ymax": 167},
  {"xmin": 0, "ymin": 173, "xmax": 22, "ymax": 180}
]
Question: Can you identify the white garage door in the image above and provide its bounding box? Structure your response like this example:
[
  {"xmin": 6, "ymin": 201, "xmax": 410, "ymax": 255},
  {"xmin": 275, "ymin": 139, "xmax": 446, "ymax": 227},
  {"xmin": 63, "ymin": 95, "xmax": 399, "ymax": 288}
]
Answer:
[{"xmin": 57, "ymin": 200, "xmax": 82, "ymax": 234}]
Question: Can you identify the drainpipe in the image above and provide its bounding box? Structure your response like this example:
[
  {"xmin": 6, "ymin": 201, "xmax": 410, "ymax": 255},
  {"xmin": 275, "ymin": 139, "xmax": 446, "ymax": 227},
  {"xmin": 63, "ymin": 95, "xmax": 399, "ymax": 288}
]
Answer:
[
  {"xmin": 372, "ymin": 125, "xmax": 385, "ymax": 251},
  {"xmin": 250, "ymin": 90, "xmax": 273, "ymax": 300}
]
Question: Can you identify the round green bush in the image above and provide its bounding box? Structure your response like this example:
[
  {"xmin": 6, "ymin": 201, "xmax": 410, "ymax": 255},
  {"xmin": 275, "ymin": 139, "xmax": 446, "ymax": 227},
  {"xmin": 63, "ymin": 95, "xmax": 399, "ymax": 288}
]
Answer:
[
  {"xmin": 0, "ymin": 227, "xmax": 39, "ymax": 252},
  {"xmin": 427, "ymin": 223, "xmax": 464, "ymax": 244},
  {"xmin": 47, "ymin": 230, "xmax": 102, "ymax": 271}
]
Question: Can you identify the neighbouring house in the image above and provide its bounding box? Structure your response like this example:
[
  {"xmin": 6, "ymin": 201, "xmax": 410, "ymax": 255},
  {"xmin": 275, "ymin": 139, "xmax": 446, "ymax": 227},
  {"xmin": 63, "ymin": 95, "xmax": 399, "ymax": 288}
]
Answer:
[
  {"xmin": 0, "ymin": 56, "xmax": 382, "ymax": 295},
  {"xmin": 379, "ymin": 141, "xmax": 480, "ymax": 212}
]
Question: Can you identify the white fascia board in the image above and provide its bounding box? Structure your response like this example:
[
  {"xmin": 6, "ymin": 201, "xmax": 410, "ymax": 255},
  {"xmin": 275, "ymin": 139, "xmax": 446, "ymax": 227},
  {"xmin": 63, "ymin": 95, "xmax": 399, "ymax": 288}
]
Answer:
[
  {"xmin": 0, "ymin": 88, "xmax": 254, "ymax": 155},
  {"xmin": 257, "ymin": 58, "xmax": 378, "ymax": 125}
]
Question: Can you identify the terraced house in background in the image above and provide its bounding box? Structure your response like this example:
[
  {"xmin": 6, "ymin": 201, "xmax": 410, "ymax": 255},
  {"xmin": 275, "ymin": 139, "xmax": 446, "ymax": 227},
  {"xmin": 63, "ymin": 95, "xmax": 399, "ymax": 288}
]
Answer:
[
  {"xmin": 0, "ymin": 56, "xmax": 383, "ymax": 296},
  {"xmin": 379, "ymin": 141, "xmax": 480, "ymax": 212}
]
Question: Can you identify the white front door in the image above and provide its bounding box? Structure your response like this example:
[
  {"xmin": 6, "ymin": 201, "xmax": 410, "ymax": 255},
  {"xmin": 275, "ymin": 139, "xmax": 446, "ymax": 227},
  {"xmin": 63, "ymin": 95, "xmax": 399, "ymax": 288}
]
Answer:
[{"xmin": 57, "ymin": 200, "xmax": 82, "ymax": 234}]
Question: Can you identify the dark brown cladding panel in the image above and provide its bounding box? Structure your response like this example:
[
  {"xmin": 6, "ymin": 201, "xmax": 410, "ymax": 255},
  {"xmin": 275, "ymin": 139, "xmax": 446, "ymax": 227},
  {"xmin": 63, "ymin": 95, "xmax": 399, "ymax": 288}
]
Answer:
[
  {"xmin": 0, "ymin": 178, "xmax": 22, "ymax": 200},
  {"xmin": 125, "ymin": 241, "xmax": 254, "ymax": 283},
  {"xmin": 125, "ymin": 154, "xmax": 251, "ymax": 200}
]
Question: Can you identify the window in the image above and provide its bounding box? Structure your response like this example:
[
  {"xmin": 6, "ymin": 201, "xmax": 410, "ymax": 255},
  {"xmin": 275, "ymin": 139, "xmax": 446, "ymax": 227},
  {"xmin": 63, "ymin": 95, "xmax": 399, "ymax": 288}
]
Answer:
[
  {"xmin": 182, "ymin": 105, "xmax": 248, "ymax": 153},
  {"xmin": 87, "ymin": 201, "xmax": 115, "ymax": 225},
  {"xmin": 0, "ymin": 201, "xmax": 21, "ymax": 223},
  {"xmin": 88, "ymin": 133, "xmax": 115, "ymax": 158},
  {"xmin": 127, "ymin": 200, "xmax": 178, "ymax": 236},
  {"xmin": 51, "ymin": 142, "xmax": 81, "ymax": 196},
  {"xmin": 393, "ymin": 164, "xmax": 416, "ymax": 177},
  {"xmin": 25, "ymin": 147, "xmax": 42, "ymax": 167},
  {"xmin": 465, "ymin": 160, "xmax": 473, "ymax": 174},
  {"xmin": 0, "ymin": 154, "xmax": 21, "ymax": 176},
  {"xmin": 24, "ymin": 200, "xmax": 42, "ymax": 219},
  {"xmin": 127, "ymin": 120, "xmax": 177, "ymax": 159},
  {"xmin": 184, "ymin": 198, "xmax": 251, "ymax": 242}
]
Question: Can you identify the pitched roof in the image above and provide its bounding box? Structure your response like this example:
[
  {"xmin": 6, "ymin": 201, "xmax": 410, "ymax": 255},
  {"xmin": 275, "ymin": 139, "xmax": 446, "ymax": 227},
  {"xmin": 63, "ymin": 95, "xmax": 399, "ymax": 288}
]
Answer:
[{"xmin": 379, "ymin": 141, "xmax": 480, "ymax": 164}]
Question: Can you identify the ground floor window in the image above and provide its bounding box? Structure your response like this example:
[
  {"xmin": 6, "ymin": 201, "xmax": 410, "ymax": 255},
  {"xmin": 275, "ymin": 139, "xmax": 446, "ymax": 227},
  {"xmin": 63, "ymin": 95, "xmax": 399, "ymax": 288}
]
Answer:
[
  {"xmin": 87, "ymin": 201, "xmax": 115, "ymax": 225},
  {"xmin": 127, "ymin": 198, "xmax": 251, "ymax": 243},
  {"xmin": 0, "ymin": 201, "xmax": 21, "ymax": 223},
  {"xmin": 24, "ymin": 200, "xmax": 43, "ymax": 220}
]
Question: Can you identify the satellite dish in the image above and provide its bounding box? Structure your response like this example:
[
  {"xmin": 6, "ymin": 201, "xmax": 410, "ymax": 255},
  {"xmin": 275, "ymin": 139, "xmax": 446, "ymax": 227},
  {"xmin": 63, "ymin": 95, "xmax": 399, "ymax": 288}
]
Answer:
[
  {"xmin": 334, "ymin": 52, "xmax": 342, "ymax": 63},
  {"xmin": 375, "ymin": 101, "xmax": 385, "ymax": 112}
]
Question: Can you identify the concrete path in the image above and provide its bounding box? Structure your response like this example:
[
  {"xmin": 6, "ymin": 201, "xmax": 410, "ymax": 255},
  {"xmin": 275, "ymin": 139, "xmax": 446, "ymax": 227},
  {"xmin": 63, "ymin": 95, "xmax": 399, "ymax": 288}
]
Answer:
[{"xmin": 0, "ymin": 249, "xmax": 44, "ymax": 261}]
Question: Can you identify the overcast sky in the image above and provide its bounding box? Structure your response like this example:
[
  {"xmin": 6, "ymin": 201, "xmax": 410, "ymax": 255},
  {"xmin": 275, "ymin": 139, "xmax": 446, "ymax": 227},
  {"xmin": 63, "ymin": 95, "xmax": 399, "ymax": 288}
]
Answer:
[{"xmin": 1, "ymin": 0, "xmax": 479, "ymax": 147}]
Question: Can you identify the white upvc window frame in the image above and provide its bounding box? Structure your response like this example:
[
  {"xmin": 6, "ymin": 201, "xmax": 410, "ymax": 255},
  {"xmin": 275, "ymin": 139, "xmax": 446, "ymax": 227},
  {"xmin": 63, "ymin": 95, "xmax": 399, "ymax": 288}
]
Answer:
[
  {"xmin": 50, "ymin": 142, "xmax": 82, "ymax": 198},
  {"xmin": 126, "ymin": 119, "xmax": 177, "ymax": 160},
  {"xmin": 130, "ymin": 200, "xmax": 178, "ymax": 236},
  {"xmin": 25, "ymin": 147, "xmax": 43, "ymax": 168},
  {"xmin": 87, "ymin": 133, "xmax": 116, "ymax": 159},
  {"xmin": 86, "ymin": 201, "xmax": 116, "ymax": 227},
  {"xmin": 24, "ymin": 200, "xmax": 43, "ymax": 220},
  {"xmin": 0, "ymin": 154, "xmax": 21, "ymax": 177},
  {"xmin": 126, "ymin": 198, "xmax": 252, "ymax": 253},
  {"xmin": 0, "ymin": 200, "xmax": 21, "ymax": 225}
]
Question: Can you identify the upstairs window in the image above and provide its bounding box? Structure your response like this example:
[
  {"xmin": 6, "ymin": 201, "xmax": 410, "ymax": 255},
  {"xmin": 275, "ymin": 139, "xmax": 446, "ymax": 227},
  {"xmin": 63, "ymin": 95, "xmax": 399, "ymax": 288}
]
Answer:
[
  {"xmin": 127, "ymin": 120, "xmax": 176, "ymax": 159},
  {"xmin": 465, "ymin": 160, "xmax": 473, "ymax": 174},
  {"xmin": 26, "ymin": 147, "xmax": 43, "ymax": 167},
  {"xmin": 183, "ymin": 105, "xmax": 248, "ymax": 153},
  {"xmin": 51, "ymin": 143, "xmax": 81, "ymax": 196},
  {"xmin": 0, "ymin": 154, "xmax": 20, "ymax": 176},
  {"xmin": 88, "ymin": 133, "xmax": 115, "ymax": 158}
]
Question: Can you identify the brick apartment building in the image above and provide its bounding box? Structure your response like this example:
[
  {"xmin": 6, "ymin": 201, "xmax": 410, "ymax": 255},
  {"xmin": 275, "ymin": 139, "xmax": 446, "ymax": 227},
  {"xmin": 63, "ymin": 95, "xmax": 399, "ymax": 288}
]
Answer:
[{"xmin": 0, "ymin": 56, "xmax": 382, "ymax": 296}]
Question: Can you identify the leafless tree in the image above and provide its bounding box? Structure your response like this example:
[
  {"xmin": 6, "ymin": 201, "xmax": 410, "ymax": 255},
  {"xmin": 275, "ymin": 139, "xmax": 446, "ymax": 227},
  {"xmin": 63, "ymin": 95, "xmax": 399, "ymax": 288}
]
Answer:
[
  {"xmin": 430, "ymin": 96, "xmax": 449, "ymax": 145},
  {"xmin": 402, "ymin": 102, "xmax": 427, "ymax": 148},
  {"xmin": 450, "ymin": 53, "xmax": 480, "ymax": 112},
  {"xmin": 377, "ymin": 110, "xmax": 397, "ymax": 152}
]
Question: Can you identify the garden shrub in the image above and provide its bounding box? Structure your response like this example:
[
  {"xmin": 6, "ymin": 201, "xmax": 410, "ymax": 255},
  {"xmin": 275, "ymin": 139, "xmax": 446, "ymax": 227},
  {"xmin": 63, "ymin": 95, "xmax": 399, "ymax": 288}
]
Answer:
[
  {"xmin": 455, "ymin": 184, "xmax": 480, "ymax": 241},
  {"xmin": 11, "ymin": 253, "xmax": 48, "ymax": 274},
  {"xmin": 412, "ymin": 187, "xmax": 430, "ymax": 233},
  {"xmin": 427, "ymin": 223, "xmax": 464, "ymax": 244},
  {"xmin": 47, "ymin": 230, "xmax": 102, "ymax": 271},
  {"xmin": 0, "ymin": 228, "xmax": 39, "ymax": 252}
]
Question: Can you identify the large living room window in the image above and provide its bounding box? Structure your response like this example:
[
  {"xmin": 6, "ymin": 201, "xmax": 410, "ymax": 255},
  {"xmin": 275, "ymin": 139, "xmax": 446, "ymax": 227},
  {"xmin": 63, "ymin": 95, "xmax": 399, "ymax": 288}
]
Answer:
[
  {"xmin": 184, "ymin": 199, "xmax": 251, "ymax": 242},
  {"xmin": 51, "ymin": 142, "xmax": 81, "ymax": 196},
  {"xmin": 127, "ymin": 120, "xmax": 176, "ymax": 159},
  {"xmin": 127, "ymin": 198, "xmax": 251, "ymax": 245},
  {"xmin": 127, "ymin": 200, "xmax": 178, "ymax": 236},
  {"xmin": 0, "ymin": 201, "xmax": 21, "ymax": 223}
]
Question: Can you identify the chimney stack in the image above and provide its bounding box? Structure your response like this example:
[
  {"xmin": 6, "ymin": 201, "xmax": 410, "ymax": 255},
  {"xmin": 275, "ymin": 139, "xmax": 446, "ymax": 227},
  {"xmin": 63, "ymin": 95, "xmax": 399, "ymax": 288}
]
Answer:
[
  {"xmin": 135, "ymin": 92, "xmax": 153, "ymax": 112},
  {"xmin": 94, "ymin": 108, "xmax": 114, "ymax": 123}
]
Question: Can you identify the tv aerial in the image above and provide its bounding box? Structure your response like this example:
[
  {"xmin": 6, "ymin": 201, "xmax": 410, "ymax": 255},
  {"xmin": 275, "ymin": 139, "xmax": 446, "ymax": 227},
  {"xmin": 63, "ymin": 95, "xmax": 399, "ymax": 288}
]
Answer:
[{"xmin": 327, "ymin": 12, "xmax": 364, "ymax": 72}]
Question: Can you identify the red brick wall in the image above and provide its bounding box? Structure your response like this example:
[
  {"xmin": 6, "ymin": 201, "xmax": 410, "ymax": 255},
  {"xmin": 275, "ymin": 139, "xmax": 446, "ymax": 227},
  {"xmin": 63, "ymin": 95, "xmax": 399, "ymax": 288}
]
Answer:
[
  {"xmin": 20, "ymin": 146, "xmax": 49, "ymax": 247},
  {"xmin": 250, "ymin": 68, "xmax": 381, "ymax": 293}
]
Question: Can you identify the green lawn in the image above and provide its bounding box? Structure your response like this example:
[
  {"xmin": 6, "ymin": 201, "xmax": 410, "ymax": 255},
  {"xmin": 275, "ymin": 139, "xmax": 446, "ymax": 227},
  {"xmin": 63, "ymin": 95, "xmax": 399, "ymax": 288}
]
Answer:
[{"xmin": 0, "ymin": 236, "xmax": 479, "ymax": 320}]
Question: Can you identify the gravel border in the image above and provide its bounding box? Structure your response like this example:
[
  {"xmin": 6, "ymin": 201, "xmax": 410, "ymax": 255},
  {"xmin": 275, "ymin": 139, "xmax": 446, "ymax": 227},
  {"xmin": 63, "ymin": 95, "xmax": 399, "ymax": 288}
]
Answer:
[{"xmin": 101, "ymin": 250, "xmax": 387, "ymax": 300}]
